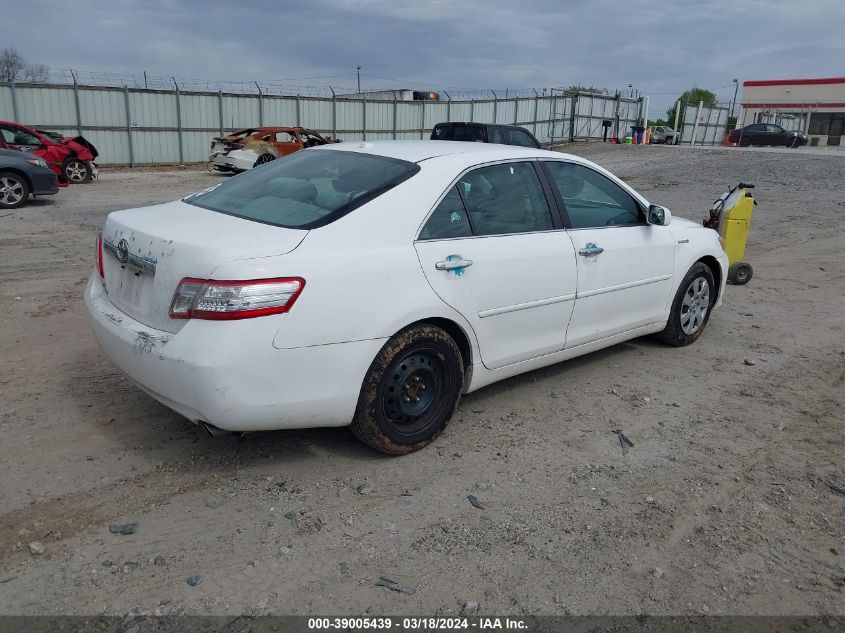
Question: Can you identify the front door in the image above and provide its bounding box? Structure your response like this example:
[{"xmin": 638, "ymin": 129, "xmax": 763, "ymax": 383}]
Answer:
[
  {"xmin": 415, "ymin": 161, "xmax": 577, "ymax": 370},
  {"xmin": 541, "ymin": 160, "xmax": 675, "ymax": 348}
]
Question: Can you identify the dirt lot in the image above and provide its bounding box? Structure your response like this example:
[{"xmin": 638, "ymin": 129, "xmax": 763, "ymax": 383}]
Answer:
[{"xmin": 1, "ymin": 146, "xmax": 843, "ymax": 617}]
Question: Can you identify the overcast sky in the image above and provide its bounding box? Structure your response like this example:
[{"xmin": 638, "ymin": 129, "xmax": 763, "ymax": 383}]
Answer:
[{"xmin": 6, "ymin": 0, "xmax": 845, "ymax": 117}]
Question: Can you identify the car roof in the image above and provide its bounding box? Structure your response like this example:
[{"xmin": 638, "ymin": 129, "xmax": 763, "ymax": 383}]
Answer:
[
  {"xmin": 433, "ymin": 122, "xmax": 531, "ymax": 131},
  {"xmin": 316, "ymin": 140, "xmax": 563, "ymax": 164}
]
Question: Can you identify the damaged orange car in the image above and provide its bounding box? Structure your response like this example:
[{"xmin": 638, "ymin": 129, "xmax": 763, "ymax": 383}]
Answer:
[{"xmin": 209, "ymin": 127, "xmax": 337, "ymax": 172}]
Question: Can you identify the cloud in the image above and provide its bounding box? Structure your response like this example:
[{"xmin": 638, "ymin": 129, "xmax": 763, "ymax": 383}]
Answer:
[{"xmin": 3, "ymin": 0, "xmax": 844, "ymax": 113}]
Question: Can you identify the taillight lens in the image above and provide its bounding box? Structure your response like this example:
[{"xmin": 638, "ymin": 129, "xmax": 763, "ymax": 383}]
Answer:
[
  {"xmin": 169, "ymin": 277, "xmax": 305, "ymax": 320},
  {"xmin": 96, "ymin": 231, "xmax": 104, "ymax": 278}
]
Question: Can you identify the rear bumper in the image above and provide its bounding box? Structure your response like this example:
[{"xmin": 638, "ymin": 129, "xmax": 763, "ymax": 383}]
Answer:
[
  {"xmin": 84, "ymin": 274, "xmax": 385, "ymax": 432},
  {"xmin": 212, "ymin": 150, "xmax": 257, "ymax": 171}
]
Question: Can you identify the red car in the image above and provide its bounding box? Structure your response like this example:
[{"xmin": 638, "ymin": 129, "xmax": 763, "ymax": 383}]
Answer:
[{"xmin": 0, "ymin": 121, "xmax": 98, "ymax": 183}]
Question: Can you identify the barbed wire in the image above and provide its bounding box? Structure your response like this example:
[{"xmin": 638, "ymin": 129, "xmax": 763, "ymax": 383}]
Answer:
[{"xmin": 9, "ymin": 69, "xmax": 641, "ymax": 101}]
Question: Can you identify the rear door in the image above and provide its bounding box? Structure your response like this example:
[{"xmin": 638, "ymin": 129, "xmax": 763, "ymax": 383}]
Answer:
[
  {"xmin": 541, "ymin": 160, "xmax": 675, "ymax": 348},
  {"xmin": 415, "ymin": 160, "xmax": 577, "ymax": 369}
]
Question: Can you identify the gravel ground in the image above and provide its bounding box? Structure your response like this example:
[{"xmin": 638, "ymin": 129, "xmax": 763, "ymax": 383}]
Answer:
[{"xmin": 0, "ymin": 145, "xmax": 843, "ymax": 617}]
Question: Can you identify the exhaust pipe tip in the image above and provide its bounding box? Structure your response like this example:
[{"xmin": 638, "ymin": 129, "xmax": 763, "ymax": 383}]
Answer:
[{"xmin": 200, "ymin": 421, "xmax": 229, "ymax": 438}]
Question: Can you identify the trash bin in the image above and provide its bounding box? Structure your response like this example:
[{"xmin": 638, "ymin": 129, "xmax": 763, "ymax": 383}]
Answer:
[
  {"xmin": 704, "ymin": 182, "xmax": 757, "ymax": 284},
  {"xmin": 633, "ymin": 126, "xmax": 646, "ymax": 145}
]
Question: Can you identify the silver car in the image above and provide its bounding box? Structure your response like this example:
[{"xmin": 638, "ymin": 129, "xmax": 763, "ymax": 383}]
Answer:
[{"xmin": 651, "ymin": 126, "xmax": 676, "ymax": 144}]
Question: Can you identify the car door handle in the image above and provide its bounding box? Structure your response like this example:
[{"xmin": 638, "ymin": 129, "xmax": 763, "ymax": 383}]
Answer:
[
  {"xmin": 578, "ymin": 242, "xmax": 604, "ymax": 256},
  {"xmin": 435, "ymin": 256, "xmax": 473, "ymax": 271}
]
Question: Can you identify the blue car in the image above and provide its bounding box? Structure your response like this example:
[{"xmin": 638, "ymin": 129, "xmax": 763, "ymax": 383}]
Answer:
[{"xmin": 0, "ymin": 147, "xmax": 59, "ymax": 209}]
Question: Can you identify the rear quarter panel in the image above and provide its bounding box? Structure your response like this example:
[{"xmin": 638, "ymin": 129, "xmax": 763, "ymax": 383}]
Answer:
[{"xmin": 207, "ymin": 158, "xmax": 481, "ymax": 359}]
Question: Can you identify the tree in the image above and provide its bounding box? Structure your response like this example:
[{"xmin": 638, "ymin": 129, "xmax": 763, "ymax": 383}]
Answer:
[
  {"xmin": 24, "ymin": 63, "xmax": 50, "ymax": 82},
  {"xmin": 0, "ymin": 48, "xmax": 25, "ymax": 83},
  {"xmin": 0, "ymin": 47, "xmax": 50, "ymax": 83},
  {"xmin": 666, "ymin": 87, "xmax": 717, "ymax": 122}
]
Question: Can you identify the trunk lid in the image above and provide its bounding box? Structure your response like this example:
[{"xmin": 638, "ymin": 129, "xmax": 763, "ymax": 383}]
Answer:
[{"xmin": 102, "ymin": 199, "xmax": 307, "ymax": 332}]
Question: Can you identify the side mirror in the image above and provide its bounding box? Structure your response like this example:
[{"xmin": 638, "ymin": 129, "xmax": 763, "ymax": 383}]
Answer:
[{"xmin": 648, "ymin": 205, "xmax": 671, "ymax": 226}]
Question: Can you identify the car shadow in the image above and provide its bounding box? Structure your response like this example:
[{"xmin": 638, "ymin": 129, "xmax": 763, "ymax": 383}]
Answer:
[{"xmin": 71, "ymin": 333, "xmax": 667, "ymax": 471}]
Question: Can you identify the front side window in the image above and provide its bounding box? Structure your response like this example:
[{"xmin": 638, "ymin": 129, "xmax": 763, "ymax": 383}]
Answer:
[
  {"xmin": 507, "ymin": 128, "xmax": 539, "ymax": 148},
  {"xmin": 185, "ymin": 150, "xmax": 419, "ymax": 229},
  {"xmin": 544, "ymin": 161, "xmax": 641, "ymax": 229},
  {"xmin": 2, "ymin": 125, "xmax": 40, "ymax": 146}
]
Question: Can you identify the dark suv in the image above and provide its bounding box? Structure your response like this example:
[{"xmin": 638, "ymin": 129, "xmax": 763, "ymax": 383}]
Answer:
[{"xmin": 430, "ymin": 122, "xmax": 541, "ymax": 148}]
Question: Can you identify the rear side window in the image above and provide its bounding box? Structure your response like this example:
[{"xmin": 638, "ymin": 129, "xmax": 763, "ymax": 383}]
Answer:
[
  {"xmin": 507, "ymin": 129, "xmax": 539, "ymax": 148},
  {"xmin": 452, "ymin": 126, "xmax": 486, "ymax": 142},
  {"xmin": 419, "ymin": 162, "xmax": 553, "ymax": 239},
  {"xmin": 418, "ymin": 186, "xmax": 472, "ymax": 240},
  {"xmin": 184, "ymin": 150, "xmax": 419, "ymax": 229}
]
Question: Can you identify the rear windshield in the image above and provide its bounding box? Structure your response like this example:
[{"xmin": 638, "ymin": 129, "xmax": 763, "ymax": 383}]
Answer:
[{"xmin": 185, "ymin": 150, "xmax": 419, "ymax": 229}]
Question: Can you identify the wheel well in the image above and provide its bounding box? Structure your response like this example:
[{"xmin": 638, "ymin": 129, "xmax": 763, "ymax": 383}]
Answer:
[
  {"xmin": 698, "ymin": 255, "xmax": 722, "ymax": 301},
  {"xmin": 0, "ymin": 168, "xmax": 32, "ymax": 191},
  {"xmin": 412, "ymin": 317, "xmax": 472, "ymax": 371}
]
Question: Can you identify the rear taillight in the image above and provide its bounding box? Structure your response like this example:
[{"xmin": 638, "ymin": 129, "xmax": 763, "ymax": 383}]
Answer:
[
  {"xmin": 96, "ymin": 231, "xmax": 104, "ymax": 278},
  {"xmin": 169, "ymin": 277, "xmax": 305, "ymax": 320}
]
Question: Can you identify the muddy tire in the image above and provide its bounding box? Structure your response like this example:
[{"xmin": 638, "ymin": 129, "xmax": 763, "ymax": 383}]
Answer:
[
  {"xmin": 351, "ymin": 324, "xmax": 463, "ymax": 455},
  {"xmin": 62, "ymin": 157, "xmax": 92, "ymax": 184},
  {"xmin": 658, "ymin": 262, "xmax": 716, "ymax": 347},
  {"xmin": 0, "ymin": 171, "xmax": 30, "ymax": 209}
]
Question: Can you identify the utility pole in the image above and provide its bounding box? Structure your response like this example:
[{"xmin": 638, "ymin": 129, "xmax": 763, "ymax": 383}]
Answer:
[
  {"xmin": 730, "ymin": 78, "xmax": 739, "ymax": 122},
  {"xmin": 356, "ymin": 66, "xmax": 361, "ymax": 93}
]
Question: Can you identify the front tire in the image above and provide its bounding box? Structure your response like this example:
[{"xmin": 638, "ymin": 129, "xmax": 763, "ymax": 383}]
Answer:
[
  {"xmin": 658, "ymin": 263, "xmax": 715, "ymax": 347},
  {"xmin": 0, "ymin": 171, "xmax": 30, "ymax": 209},
  {"xmin": 739, "ymin": 136, "xmax": 752, "ymax": 147},
  {"xmin": 351, "ymin": 324, "xmax": 463, "ymax": 455},
  {"xmin": 62, "ymin": 157, "xmax": 93, "ymax": 183}
]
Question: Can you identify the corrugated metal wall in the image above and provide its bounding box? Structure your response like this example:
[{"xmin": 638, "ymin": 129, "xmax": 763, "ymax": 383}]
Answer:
[
  {"xmin": 680, "ymin": 103, "xmax": 729, "ymax": 145},
  {"xmin": 0, "ymin": 82, "xmax": 644, "ymax": 165}
]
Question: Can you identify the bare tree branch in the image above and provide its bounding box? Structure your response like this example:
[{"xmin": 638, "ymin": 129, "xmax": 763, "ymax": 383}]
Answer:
[{"xmin": 0, "ymin": 47, "xmax": 25, "ymax": 83}]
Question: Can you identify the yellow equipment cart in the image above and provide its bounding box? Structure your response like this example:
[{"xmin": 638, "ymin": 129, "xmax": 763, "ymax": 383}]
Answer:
[{"xmin": 704, "ymin": 182, "xmax": 757, "ymax": 284}]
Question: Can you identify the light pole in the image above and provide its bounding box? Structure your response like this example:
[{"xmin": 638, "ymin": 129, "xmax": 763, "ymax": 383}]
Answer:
[
  {"xmin": 356, "ymin": 66, "xmax": 361, "ymax": 94},
  {"xmin": 730, "ymin": 78, "xmax": 739, "ymax": 121}
]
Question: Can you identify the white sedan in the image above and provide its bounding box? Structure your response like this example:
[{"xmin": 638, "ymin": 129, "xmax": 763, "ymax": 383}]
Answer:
[{"xmin": 86, "ymin": 141, "xmax": 728, "ymax": 455}]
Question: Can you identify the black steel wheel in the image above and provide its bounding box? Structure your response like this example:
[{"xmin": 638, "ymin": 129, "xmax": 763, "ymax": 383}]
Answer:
[
  {"xmin": 351, "ymin": 324, "xmax": 463, "ymax": 455},
  {"xmin": 728, "ymin": 262, "xmax": 753, "ymax": 285}
]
